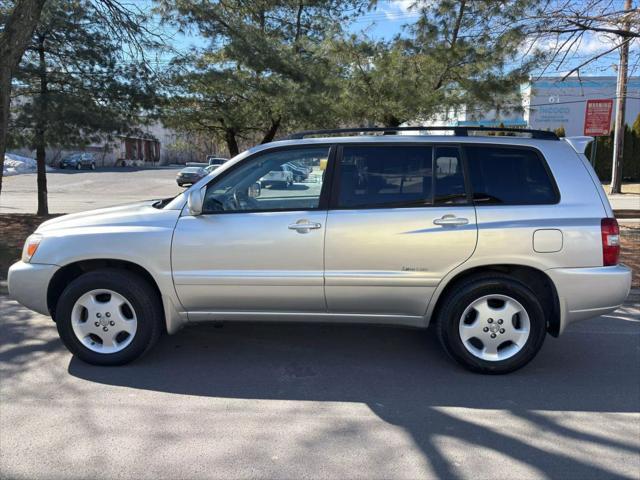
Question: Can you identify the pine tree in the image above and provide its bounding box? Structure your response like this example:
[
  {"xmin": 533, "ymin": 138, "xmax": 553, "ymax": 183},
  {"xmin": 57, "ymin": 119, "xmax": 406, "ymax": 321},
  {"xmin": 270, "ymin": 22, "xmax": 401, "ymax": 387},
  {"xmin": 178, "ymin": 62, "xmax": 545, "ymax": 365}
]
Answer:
[
  {"xmin": 333, "ymin": 0, "xmax": 540, "ymax": 128},
  {"xmin": 10, "ymin": 0, "xmax": 157, "ymax": 214},
  {"xmin": 159, "ymin": 0, "xmax": 367, "ymax": 155}
]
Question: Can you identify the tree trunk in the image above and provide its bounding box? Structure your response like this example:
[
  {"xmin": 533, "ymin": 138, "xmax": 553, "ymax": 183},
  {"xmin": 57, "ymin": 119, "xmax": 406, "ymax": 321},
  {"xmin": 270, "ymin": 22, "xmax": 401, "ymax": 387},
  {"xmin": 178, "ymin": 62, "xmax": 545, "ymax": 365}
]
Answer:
[
  {"xmin": 35, "ymin": 33, "xmax": 48, "ymax": 215},
  {"xmin": 224, "ymin": 129, "xmax": 239, "ymax": 157},
  {"xmin": 610, "ymin": 0, "xmax": 632, "ymax": 194},
  {"xmin": 260, "ymin": 117, "xmax": 281, "ymax": 144},
  {"xmin": 0, "ymin": 0, "xmax": 48, "ymax": 196},
  {"xmin": 382, "ymin": 114, "xmax": 402, "ymax": 128}
]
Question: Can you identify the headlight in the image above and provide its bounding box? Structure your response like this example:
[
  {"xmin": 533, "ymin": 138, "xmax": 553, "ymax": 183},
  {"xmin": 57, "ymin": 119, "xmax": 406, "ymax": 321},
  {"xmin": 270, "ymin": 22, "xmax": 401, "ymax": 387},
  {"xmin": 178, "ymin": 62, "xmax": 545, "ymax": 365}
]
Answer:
[{"xmin": 22, "ymin": 234, "xmax": 42, "ymax": 263}]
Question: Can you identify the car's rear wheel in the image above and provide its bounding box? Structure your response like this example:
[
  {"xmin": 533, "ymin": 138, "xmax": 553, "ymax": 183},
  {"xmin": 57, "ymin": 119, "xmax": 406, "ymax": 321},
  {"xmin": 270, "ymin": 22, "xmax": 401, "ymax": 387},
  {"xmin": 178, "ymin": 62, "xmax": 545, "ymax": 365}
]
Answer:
[
  {"xmin": 91, "ymin": 162, "xmax": 96, "ymax": 170},
  {"xmin": 55, "ymin": 268, "xmax": 162, "ymax": 365},
  {"xmin": 436, "ymin": 274, "xmax": 546, "ymax": 374}
]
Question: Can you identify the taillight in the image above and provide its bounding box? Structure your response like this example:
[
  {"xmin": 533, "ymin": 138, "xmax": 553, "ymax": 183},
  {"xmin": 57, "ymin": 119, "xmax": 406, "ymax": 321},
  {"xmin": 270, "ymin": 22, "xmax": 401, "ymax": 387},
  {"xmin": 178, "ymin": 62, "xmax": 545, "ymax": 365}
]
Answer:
[{"xmin": 601, "ymin": 218, "xmax": 620, "ymax": 266}]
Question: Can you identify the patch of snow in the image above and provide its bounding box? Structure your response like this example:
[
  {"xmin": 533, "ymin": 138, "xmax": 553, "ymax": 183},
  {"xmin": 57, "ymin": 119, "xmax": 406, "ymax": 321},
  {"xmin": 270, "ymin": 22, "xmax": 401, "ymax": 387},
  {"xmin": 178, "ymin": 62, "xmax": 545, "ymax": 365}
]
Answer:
[{"xmin": 3, "ymin": 153, "xmax": 54, "ymax": 176}]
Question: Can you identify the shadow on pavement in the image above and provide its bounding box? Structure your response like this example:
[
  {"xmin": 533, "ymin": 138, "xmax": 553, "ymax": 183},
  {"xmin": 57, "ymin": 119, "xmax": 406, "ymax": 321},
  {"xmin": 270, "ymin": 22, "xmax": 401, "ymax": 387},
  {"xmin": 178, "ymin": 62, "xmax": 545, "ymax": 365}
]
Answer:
[{"xmin": 67, "ymin": 317, "xmax": 640, "ymax": 479}]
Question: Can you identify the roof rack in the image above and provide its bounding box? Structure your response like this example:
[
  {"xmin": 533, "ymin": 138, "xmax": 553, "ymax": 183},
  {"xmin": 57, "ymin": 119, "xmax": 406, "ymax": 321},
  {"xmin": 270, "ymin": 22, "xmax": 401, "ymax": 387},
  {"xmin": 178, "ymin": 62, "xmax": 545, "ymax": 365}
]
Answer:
[{"xmin": 285, "ymin": 126, "xmax": 558, "ymax": 141}]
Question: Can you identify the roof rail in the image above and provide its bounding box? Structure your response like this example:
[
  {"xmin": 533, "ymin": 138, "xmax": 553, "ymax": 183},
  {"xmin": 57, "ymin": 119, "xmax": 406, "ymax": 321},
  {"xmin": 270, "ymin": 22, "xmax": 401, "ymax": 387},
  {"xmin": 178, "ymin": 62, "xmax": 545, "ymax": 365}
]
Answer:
[{"xmin": 285, "ymin": 126, "xmax": 559, "ymax": 141}]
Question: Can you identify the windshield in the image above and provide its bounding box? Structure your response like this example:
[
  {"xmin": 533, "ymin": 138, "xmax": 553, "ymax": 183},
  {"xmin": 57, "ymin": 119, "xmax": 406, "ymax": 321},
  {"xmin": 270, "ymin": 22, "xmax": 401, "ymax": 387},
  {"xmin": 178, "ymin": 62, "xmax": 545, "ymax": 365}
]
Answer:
[
  {"xmin": 182, "ymin": 167, "xmax": 203, "ymax": 173},
  {"xmin": 64, "ymin": 154, "xmax": 82, "ymax": 161}
]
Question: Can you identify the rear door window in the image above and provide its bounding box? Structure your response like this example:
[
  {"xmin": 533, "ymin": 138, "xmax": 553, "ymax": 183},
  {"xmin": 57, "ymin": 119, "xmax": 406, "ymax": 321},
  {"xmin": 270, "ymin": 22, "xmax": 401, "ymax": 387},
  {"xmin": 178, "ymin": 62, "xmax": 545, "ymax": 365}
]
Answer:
[
  {"xmin": 336, "ymin": 146, "xmax": 433, "ymax": 208},
  {"xmin": 464, "ymin": 145, "xmax": 558, "ymax": 205}
]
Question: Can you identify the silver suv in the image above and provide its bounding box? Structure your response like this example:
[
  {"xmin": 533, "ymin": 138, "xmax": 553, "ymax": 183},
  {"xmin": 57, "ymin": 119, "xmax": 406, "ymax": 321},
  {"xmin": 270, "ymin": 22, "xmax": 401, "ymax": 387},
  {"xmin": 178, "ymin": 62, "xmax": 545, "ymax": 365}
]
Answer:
[{"xmin": 8, "ymin": 127, "xmax": 632, "ymax": 373}]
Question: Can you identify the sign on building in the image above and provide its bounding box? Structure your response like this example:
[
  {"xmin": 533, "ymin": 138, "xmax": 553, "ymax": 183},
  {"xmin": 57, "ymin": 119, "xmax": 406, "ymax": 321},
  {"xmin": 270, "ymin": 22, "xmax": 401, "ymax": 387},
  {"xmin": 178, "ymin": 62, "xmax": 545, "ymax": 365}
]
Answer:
[{"xmin": 583, "ymin": 99, "xmax": 614, "ymax": 136}]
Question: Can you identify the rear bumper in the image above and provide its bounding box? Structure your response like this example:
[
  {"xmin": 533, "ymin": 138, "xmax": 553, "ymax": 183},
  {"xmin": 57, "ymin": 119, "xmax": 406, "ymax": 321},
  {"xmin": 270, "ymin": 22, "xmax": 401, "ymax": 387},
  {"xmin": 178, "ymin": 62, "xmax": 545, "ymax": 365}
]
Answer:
[
  {"xmin": 7, "ymin": 261, "xmax": 59, "ymax": 316},
  {"xmin": 547, "ymin": 265, "xmax": 632, "ymax": 334}
]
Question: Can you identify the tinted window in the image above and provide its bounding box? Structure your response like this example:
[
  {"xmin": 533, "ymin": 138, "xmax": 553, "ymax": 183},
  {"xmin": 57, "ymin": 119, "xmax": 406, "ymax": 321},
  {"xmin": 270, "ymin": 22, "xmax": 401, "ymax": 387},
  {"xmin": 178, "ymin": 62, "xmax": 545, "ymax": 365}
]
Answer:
[
  {"xmin": 464, "ymin": 146, "xmax": 557, "ymax": 204},
  {"xmin": 337, "ymin": 146, "xmax": 433, "ymax": 208},
  {"xmin": 434, "ymin": 146, "xmax": 467, "ymax": 205}
]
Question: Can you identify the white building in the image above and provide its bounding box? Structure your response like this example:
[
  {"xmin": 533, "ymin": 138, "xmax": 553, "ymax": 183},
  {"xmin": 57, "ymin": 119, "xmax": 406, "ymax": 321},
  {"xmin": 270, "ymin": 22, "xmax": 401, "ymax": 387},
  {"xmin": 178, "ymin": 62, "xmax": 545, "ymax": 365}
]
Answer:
[{"xmin": 412, "ymin": 76, "xmax": 640, "ymax": 136}]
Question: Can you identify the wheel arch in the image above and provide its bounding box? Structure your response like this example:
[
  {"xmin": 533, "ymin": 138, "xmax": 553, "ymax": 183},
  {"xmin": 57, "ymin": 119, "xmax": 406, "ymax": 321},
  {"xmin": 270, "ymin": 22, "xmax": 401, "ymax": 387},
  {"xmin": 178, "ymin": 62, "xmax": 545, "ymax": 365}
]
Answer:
[
  {"xmin": 47, "ymin": 259, "xmax": 164, "ymax": 326},
  {"xmin": 429, "ymin": 264, "xmax": 561, "ymax": 337}
]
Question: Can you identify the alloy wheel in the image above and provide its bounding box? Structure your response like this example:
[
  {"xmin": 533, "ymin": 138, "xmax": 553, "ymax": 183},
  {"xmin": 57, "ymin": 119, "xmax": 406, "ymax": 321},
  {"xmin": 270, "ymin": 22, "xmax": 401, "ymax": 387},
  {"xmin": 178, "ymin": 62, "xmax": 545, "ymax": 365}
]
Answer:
[
  {"xmin": 71, "ymin": 289, "xmax": 138, "ymax": 354},
  {"xmin": 458, "ymin": 294, "xmax": 530, "ymax": 361}
]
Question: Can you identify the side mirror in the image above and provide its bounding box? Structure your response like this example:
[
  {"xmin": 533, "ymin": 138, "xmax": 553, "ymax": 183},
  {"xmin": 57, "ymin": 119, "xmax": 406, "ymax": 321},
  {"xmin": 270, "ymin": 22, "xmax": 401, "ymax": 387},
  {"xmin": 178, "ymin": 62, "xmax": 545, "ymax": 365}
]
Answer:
[
  {"xmin": 248, "ymin": 182, "xmax": 261, "ymax": 198},
  {"xmin": 187, "ymin": 188, "xmax": 204, "ymax": 216}
]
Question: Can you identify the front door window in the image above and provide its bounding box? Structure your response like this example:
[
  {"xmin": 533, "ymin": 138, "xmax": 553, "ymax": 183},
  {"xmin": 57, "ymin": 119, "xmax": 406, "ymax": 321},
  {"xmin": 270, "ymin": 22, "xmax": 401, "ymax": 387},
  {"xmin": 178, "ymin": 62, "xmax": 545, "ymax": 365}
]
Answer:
[{"xmin": 202, "ymin": 147, "xmax": 330, "ymax": 213}]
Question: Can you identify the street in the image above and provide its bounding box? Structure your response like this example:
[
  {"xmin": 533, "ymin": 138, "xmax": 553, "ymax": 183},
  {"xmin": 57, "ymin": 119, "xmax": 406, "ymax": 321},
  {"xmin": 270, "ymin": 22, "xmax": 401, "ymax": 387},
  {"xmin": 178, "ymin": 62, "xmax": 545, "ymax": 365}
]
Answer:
[{"xmin": 1, "ymin": 296, "xmax": 638, "ymax": 479}]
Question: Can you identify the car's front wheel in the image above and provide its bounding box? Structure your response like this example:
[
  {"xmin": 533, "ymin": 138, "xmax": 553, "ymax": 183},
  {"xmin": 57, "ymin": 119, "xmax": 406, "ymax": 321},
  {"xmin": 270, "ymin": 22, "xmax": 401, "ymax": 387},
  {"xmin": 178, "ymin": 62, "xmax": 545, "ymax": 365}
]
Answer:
[
  {"xmin": 76, "ymin": 163, "xmax": 81, "ymax": 170},
  {"xmin": 55, "ymin": 268, "xmax": 163, "ymax": 365},
  {"xmin": 436, "ymin": 274, "xmax": 546, "ymax": 374},
  {"xmin": 90, "ymin": 162, "xmax": 96, "ymax": 170}
]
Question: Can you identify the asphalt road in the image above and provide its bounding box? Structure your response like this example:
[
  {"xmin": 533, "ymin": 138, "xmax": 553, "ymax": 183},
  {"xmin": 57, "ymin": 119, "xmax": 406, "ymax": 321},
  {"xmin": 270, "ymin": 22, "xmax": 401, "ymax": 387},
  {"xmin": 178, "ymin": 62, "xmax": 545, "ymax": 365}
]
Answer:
[
  {"xmin": 1, "ymin": 296, "xmax": 638, "ymax": 480},
  {"xmin": 0, "ymin": 167, "xmax": 183, "ymax": 214}
]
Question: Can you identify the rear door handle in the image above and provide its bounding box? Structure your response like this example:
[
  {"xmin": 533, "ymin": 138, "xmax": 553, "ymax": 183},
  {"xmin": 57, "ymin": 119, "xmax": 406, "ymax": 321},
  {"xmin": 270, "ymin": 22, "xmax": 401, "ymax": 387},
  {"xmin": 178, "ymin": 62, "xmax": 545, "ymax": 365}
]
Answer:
[
  {"xmin": 433, "ymin": 215, "xmax": 469, "ymax": 226},
  {"xmin": 288, "ymin": 220, "xmax": 322, "ymax": 233}
]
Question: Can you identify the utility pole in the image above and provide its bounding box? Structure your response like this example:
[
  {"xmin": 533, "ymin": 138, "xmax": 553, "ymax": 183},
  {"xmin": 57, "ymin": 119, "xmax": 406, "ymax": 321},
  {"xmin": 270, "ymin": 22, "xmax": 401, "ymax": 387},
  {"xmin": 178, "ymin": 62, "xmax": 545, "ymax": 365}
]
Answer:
[{"xmin": 610, "ymin": 0, "xmax": 632, "ymax": 194}]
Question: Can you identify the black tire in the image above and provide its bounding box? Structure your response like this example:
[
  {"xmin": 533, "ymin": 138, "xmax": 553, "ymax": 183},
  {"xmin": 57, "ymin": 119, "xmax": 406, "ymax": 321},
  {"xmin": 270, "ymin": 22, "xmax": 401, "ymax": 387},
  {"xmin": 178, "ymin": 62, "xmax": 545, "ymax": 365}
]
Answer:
[
  {"xmin": 76, "ymin": 163, "xmax": 81, "ymax": 170},
  {"xmin": 436, "ymin": 273, "xmax": 546, "ymax": 374},
  {"xmin": 55, "ymin": 268, "xmax": 163, "ymax": 366},
  {"xmin": 91, "ymin": 162, "xmax": 96, "ymax": 170}
]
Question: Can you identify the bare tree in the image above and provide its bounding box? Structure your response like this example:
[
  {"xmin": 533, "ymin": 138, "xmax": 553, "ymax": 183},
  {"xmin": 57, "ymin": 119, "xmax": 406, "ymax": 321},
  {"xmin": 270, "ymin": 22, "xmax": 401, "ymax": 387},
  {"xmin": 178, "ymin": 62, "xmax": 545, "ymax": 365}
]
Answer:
[
  {"xmin": 519, "ymin": 0, "xmax": 639, "ymax": 193},
  {"xmin": 0, "ymin": 0, "xmax": 47, "ymax": 197}
]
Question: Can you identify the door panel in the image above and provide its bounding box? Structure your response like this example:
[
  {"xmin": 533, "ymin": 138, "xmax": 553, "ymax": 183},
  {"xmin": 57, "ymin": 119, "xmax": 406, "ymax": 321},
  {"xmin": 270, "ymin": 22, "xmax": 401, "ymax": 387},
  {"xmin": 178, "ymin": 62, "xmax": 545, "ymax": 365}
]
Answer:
[
  {"xmin": 171, "ymin": 145, "xmax": 332, "ymax": 313},
  {"xmin": 324, "ymin": 207, "xmax": 477, "ymax": 316},
  {"xmin": 324, "ymin": 144, "xmax": 477, "ymax": 317},
  {"xmin": 172, "ymin": 211, "xmax": 327, "ymax": 311}
]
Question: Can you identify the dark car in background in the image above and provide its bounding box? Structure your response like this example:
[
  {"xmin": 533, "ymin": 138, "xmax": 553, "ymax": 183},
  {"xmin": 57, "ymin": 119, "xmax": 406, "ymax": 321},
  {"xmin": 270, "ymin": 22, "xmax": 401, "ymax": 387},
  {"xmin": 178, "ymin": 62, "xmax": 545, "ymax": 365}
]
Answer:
[
  {"xmin": 176, "ymin": 166, "xmax": 206, "ymax": 187},
  {"xmin": 59, "ymin": 153, "xmax": 97, "ymax": 170}
]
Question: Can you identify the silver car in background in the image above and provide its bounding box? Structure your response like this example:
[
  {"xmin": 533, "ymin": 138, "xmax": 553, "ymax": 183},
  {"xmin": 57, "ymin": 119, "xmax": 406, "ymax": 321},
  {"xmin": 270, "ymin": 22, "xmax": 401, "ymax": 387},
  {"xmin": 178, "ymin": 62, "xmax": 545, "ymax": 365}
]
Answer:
[{"xmin": 8, "ymin": 127, "xmax": 631, "ymax": 373}]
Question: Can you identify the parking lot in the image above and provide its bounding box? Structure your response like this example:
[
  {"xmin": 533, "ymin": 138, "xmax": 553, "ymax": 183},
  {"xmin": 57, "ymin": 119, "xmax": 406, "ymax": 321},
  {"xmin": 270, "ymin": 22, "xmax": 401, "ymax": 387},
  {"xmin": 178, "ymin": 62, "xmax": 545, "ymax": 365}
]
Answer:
[
  {"xmin": 0, "ymin": 166, "xmax": 325, "ymax": 214},
  {"xmin": 0, "ymin": 167, "xmax": 184, "ymax": 214},
  {"xmin": 1, "ymin": 295, "xmax": 639, "ymax": 479}
]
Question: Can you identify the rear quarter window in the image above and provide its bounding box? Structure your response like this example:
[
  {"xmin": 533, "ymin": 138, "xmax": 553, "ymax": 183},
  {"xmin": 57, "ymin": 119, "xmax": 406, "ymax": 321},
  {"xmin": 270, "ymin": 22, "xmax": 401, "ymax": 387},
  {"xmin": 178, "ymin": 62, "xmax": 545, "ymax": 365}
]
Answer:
[{"xmin": 464, "ymin": 145, "xmax": 558, "ymax": 205}]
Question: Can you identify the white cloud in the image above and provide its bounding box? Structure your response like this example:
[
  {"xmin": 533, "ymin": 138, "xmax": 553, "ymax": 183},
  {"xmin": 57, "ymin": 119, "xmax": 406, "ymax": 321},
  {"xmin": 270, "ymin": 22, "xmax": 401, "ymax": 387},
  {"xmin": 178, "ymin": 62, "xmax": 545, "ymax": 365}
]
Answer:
[{"xmin": 381, "ymin": 0, "xmax": 429, "ymax": 21}]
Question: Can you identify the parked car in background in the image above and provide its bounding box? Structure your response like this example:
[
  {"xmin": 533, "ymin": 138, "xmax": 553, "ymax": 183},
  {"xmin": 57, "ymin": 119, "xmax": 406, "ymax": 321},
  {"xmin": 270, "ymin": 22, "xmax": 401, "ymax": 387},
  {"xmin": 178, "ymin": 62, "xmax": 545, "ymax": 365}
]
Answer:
[
  {"xmin": 261, "ymin": 164, "xmax": 294, "ymax": 188},
  {"xmin": 8, "ymin": 126, "xmax": 631, "ymax": 372},
  {"xmin": 59, "ymin": 153, "xmax": 96, "ymax": 170},
  {"xmin": 207, "ymin": 156, "xmax": 228, "ymax": 168},
  {"xmin": 176, "ymin": 166, "xmax": 206, "ymax": 187}
]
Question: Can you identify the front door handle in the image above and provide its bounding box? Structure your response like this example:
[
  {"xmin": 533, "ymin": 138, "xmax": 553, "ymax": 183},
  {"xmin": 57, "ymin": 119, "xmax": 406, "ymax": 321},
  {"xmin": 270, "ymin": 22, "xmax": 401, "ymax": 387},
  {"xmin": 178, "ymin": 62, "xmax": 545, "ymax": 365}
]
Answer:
[
  {"xmin": 433, "ymin": 214, "xmax": 469, "ymax": 226},
  {"xmin": 288, "ymin": 220, "xmax": 322, "ymax": 233}
]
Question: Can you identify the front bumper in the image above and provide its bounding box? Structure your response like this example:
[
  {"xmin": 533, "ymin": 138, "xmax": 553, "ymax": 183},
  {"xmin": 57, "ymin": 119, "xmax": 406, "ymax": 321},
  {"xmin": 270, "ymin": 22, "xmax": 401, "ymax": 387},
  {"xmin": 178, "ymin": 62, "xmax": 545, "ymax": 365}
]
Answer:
[
  {"xmin": 547, "ymin": 265, "xmax": 632, "ymax": 334},
  {"xmin": 7, "ymin": 261, "xmax": 59, "ymax": 316}
]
